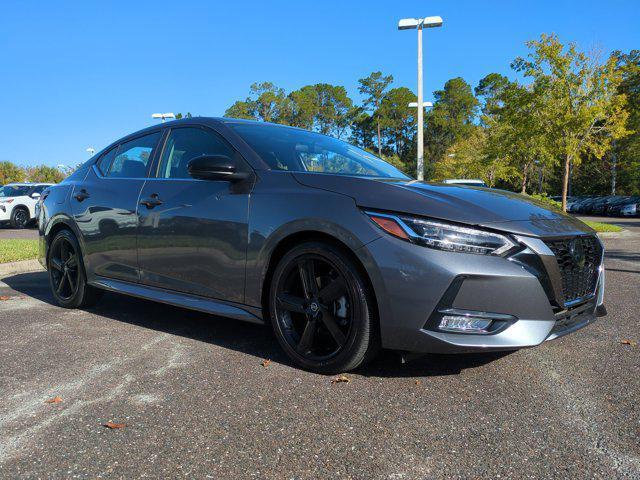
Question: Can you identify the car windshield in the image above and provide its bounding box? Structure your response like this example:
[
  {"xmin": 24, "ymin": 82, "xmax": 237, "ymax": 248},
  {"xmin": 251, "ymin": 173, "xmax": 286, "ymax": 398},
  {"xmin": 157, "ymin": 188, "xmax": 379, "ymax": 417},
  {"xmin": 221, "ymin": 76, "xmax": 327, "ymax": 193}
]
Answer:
[
  {"xmin": 0, "ymin": 185, "xmax": 31, "ymax": 197},
  {"xmin": 230, "ymin": 123, "xmax": 409, "ymax": 179}
]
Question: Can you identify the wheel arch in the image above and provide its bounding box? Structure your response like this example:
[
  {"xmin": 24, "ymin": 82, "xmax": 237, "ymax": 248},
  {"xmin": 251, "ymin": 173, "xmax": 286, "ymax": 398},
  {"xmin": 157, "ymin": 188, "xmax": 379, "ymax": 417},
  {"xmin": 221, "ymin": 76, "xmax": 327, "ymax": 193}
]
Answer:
[
  {"xmin": 43, "ymin": 215, "xmax": 86, "ymax": 266},
  {"xmin": 11, "ymin": 204, "xmax": 30, "ymax": 217},
  {"xmin": 259, "ymin": 230, "xmax": 381, "ymax": 331}
]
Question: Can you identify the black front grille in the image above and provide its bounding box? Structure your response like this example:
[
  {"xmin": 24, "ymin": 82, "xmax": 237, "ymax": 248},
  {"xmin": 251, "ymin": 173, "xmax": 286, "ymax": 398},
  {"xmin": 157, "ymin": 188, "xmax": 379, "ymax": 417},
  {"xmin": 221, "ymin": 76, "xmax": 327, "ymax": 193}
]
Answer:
[{"xmin": 545, "ymin": 235, "xmax": 602, "ymax": 304}]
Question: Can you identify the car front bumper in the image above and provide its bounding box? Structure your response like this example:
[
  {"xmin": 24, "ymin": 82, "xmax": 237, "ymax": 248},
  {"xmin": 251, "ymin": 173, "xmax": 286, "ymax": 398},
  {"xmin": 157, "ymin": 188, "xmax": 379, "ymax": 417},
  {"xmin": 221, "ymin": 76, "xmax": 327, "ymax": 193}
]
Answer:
[{"xmin": 360, "ymin": 233, "xmax": 605, "ymax": 354}]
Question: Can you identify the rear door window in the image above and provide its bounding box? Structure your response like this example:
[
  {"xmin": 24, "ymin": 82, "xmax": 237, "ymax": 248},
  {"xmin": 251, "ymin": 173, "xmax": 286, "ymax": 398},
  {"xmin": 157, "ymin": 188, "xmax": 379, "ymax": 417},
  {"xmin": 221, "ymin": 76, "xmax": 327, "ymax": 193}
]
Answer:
[{"xmin": 108, "ymin": 132, "xmax": 161, "ymax": 178}]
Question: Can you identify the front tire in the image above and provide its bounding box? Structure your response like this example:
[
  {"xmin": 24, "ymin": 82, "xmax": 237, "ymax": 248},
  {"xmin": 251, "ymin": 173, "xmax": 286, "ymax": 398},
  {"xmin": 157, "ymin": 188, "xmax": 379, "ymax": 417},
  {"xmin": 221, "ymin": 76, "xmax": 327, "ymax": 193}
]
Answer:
[
  {"xmin": 10, "ymin": 207, "xmax": 29, "ymax": 229},
  {"xmin": 48, "ymin": 229, "xmax": 103, "ymax": 308},
  {"xmin": 269, "ymin": 242, "xmax": 379, "ymax": 374}
]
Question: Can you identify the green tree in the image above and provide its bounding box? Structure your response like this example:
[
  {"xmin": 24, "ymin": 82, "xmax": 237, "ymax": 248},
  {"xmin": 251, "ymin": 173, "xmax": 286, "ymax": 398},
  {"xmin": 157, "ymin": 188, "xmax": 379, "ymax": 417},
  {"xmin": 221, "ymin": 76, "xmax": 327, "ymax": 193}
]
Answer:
[
  {"xmin": 349, "ymin": 108, "xmax": 376, "ymax": 150},
  {"xmin": 379, "ymin": 87, "xmax": 417, "ymax": 159},
  {"xmin": 26, "ymin": 165, "xmax": 65, "ymax": 183},
  {"xmin": 0, "ymin": 161, "xmax": 24, "ymax": 184},
  {"xmin": 493, "ymin": 82, "xmax": 555, "ymax": 193},
  {"xmin": 224, "ymin": 82, "xmax": 289, "ymax": 123},
  {"xmin": 611, "ymin": 50, "xmax": 640, "ymax": 194},
  {"xmin": 224, "ymin": 100, "xmax": 255, "ymax": 120},
  {"xmin": 358, "ymin": 71, "xmax": 393, "ymax": 156},
  {"xmin": 287, "ymin": 85, "xmax": 318, "ymax": 129},
  {"xmin": 248, "ymin": 82, "xmax": 289, "ymax": 123},
  {"xmin": 313, "ymin": 84, "xmax": 354, "ymax": 138},
  {"xmin": 424, "ymin": 77, "xmax": 479, "ymax": 177},
  {"xmin": 475, "ymin": 73, "xmax": 510, "ymax": 120},
  {"xmin": 287, "ymin": 84, "xmax": 354, "ymax": 138},
  {"xmin": 513, "ymin": 34, "xmax": 629, "ymax": 210}
]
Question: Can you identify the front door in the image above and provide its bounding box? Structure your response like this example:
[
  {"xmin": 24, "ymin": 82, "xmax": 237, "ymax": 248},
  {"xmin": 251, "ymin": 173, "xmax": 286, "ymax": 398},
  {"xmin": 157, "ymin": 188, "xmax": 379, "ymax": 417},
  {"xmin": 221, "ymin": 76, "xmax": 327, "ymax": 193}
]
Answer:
[
  {"xmin": 136, "ymin": 126, "xmax": 251, "ymax": 303},
  {"xmin": 71, "ymin": 131, "xmax": 161, "ymax": 283}
]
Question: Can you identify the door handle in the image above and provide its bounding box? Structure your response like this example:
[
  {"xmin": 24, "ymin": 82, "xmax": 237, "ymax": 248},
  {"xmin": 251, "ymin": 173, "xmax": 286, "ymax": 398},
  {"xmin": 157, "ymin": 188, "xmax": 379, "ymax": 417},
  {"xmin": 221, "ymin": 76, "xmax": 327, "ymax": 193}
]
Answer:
[
  {"xmin": 74, "ymin": 189, "xmax": 90, "ymax": 202},
  {"xmin": 140, "ymin": 193, "xmax": 163, "ymax": 209}
]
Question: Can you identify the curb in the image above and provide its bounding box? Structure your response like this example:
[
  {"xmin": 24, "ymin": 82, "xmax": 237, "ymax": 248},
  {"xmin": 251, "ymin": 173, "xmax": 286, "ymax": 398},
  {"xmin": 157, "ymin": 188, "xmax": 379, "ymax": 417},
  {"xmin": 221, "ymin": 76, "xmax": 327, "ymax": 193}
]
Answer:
[{"xmin": 0, "ymin": 259, "xmax": 44, "ymax": 278}]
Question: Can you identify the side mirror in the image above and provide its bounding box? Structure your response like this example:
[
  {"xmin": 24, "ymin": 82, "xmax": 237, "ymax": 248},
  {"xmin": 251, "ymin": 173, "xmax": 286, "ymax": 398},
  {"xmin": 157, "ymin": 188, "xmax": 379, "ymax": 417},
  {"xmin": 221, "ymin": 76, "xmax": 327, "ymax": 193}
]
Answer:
[
  {"xmin": 31, "ymin": 192, "xmax": 41, "ymax": 199},
  {"xmin": 187, "ymin": 155, "xmax": 249, "ymax": 182}
]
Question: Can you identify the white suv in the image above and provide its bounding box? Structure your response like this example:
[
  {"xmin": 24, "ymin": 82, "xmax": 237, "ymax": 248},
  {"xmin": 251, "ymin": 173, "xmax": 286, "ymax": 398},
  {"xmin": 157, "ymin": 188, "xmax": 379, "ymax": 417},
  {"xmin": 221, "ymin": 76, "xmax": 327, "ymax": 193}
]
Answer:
[{"xmin": 0, "ymin": 183, "xmax": 53, "ymax": 228}]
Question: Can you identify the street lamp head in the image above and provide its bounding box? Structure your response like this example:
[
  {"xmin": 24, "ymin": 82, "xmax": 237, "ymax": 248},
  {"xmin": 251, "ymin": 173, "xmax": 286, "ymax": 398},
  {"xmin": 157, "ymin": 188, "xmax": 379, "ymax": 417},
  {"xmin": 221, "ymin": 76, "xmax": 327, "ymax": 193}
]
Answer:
[
  {"xmin": 398, "ymin": 18, "xmax": 420, "ymax": 30},
  {"xmin": 152, "ymin": 112, "xmax": 176, "ymax": 123},
  {"xmin": 398, "ymin": 16, "xmax": 443, "ymax": 30},
  {"xmin": 423, "ymin": 16, "xmax": 443, "ymax": 28}
]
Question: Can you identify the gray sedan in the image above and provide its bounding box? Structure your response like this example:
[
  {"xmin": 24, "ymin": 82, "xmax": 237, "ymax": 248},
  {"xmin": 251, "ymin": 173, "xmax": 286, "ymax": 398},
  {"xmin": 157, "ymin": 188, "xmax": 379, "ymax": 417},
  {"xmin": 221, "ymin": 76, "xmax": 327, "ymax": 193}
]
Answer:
[{"xmin": 38, "ymin": 118, "xmax": 606, "ymax": 373}]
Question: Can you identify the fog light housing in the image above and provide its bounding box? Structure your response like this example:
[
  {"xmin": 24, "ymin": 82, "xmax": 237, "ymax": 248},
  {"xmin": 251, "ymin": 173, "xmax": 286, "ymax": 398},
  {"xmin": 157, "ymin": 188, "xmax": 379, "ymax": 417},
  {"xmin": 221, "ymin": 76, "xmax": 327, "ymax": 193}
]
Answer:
[{"xmin": 439, "ymin": 315, "xmax": 492, "ymax": 333}]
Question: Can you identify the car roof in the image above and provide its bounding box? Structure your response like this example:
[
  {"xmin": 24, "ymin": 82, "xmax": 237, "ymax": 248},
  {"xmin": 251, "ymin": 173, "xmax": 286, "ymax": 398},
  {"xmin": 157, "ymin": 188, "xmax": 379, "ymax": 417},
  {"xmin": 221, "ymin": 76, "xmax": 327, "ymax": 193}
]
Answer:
[{"xmin": 122, "ymin": 116, "xmax": 311, "ymax": 138}]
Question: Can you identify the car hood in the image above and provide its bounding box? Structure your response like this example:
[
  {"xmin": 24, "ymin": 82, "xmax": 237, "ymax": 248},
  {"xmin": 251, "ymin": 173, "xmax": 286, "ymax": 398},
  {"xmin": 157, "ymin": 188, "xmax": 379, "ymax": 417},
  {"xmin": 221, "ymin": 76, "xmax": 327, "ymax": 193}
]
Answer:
[{"xmin": 292, "ymin": 173, "xmax": 593, "ymax": 238}]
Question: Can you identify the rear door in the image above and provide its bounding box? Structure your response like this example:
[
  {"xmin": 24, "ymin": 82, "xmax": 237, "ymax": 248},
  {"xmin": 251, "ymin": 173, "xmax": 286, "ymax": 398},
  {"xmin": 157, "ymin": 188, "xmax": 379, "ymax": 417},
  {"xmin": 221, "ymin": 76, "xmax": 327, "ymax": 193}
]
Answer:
[
  {"xmin": 136, "ymin": 125, "xmax": 251, "ymax": 303},
  {"xmin": 71, "ymin": 131, "xmax": 162, "ymax": 283}
]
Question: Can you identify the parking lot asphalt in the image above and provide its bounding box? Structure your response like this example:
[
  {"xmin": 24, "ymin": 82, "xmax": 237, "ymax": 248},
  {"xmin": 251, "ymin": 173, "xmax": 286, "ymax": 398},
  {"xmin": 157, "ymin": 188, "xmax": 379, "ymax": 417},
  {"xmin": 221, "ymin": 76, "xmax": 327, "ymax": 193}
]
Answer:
[{"xmin": 0, "ymin": 223, "xmax": 639, "ymax": 478}]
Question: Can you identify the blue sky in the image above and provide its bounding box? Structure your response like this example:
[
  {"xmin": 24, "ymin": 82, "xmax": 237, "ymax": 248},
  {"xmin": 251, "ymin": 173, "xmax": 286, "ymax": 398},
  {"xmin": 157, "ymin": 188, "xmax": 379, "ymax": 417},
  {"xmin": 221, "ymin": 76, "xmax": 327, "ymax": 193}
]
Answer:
[{"xmin": 1, "ymin": 0, "xmax": 638, "ymax": 167}]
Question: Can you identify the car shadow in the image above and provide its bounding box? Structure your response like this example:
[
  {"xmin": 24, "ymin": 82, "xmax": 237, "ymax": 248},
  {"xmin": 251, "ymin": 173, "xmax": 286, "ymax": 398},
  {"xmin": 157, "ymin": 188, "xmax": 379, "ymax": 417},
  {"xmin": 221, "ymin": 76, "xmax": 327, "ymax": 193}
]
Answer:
[{"xmin": 2, "ymin": 271, "xmax": 510, "ymax": 378}]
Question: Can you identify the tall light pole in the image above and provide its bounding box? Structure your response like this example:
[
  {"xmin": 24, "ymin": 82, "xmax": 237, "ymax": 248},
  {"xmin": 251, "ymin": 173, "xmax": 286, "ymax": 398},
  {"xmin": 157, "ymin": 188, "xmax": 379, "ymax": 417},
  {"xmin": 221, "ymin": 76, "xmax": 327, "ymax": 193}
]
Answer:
[
  {"xmin": 151, "ymin": 113, "xmax": 176, "ymax": 123},
  {"xmin": 398, "ymin": 16, "xmax": 443, "ymax": 181}
]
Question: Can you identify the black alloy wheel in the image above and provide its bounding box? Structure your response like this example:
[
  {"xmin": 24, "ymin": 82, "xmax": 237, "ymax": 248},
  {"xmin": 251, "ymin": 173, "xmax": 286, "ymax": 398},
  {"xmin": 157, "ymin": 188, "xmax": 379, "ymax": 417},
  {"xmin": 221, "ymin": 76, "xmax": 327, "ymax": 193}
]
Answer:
[
  {"xmin": 49, "ymin": 234, "xmax": 80, "ymax": 301},
  {"xmin": 11, "ymin": 208, "xmax": 29, "ymax": 229},
  {"xmin": 270, "ymin": 242, "xmax": 378, "ymax": 373},
  {"xmin": 48, "ymin": 229, "xmax": 103, "ymax": 308}
]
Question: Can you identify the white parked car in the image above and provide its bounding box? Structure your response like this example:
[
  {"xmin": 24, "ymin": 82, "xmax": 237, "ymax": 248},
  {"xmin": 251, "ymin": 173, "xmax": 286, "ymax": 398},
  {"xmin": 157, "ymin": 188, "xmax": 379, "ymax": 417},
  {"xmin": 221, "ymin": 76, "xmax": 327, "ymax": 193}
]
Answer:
[
  {"xmin": 442, "ymin": 178, "xmax": 488, "ymax": 187},
  {"xmin": 0, "ymin": 183, "xmax": 53, "ymax": 228}
]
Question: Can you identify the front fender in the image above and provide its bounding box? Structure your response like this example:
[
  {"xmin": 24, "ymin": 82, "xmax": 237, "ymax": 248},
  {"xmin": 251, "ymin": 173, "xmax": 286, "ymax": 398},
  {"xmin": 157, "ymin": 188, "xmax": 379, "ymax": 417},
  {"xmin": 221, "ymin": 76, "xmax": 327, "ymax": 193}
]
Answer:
[
  {"xmin": 39, "ymin": 212, "xmax": 85, "ymax": 270},
  {"xmin": 243, "ymin": 172, "xmax": 382, "ymax": 308}
]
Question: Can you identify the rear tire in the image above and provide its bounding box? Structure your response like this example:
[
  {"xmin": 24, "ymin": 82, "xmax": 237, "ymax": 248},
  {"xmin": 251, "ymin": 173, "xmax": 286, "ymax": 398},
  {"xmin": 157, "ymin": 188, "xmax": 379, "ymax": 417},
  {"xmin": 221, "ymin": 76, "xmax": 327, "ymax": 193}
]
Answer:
[
  {"xmin": 269, "ymin": 241, "xmax": 379, "ymax": 374},
  {"xmin": 10, "ymin": 207, "xmax": 29, "ymax": 229},
  {"xmin": 48, "ymin": 229, "xmax": 103, "ymax": 308}
]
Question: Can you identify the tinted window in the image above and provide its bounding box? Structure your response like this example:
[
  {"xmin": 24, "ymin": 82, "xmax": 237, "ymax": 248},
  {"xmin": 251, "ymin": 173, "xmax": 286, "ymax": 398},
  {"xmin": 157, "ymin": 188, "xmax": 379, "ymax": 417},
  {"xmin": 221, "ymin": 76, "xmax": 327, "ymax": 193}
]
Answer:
[
  {"xmin": 230, "ymin": 123, "xmax": 408, "ymax": 179},
  {"xmin": 158, "ymin": 127, "xmax": 235, "ymax": 179},
  {"xmin": 0, "ymin": 185, "xmax": 31, "ymax": 197},
  {"xmin": 108, "ymin": 132, "xmax": 161, "ymax": 178},
  {"xmin": 97, "ymin": 147, "xmax": 117, "ymax": 175},
  {"xmin": 31, "ymin": 185, "xmax": 48, "ymax": 194}
]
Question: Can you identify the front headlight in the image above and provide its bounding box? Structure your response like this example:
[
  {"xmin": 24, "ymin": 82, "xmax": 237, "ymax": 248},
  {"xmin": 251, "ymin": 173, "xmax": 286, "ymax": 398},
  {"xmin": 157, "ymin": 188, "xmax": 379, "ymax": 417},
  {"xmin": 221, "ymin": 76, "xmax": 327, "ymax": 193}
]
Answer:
[{"xmin": 365, "ymin": 211, "xmax": 517, "ymax": 256}]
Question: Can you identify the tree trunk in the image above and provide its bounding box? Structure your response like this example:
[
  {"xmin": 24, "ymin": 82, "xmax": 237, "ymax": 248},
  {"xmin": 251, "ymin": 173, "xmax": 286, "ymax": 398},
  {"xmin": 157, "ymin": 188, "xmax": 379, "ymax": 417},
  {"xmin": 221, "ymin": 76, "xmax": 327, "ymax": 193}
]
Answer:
[
  {"xmin": 561, "ymin": 154, "xmax": 571, "ymax": 212},
  {"xmin": 568, "ymin": 158, "xmax": 573, "ymax": 197},
  {"xmin": 377, "ymin": 120, "xmax": 382, "ymax": 157},
  {"xmin": 611, "ymin": 148, "xmax": 617, "ymax": 195},
  {"xmin": 521, "ymin": 164, "xmax": 528, "ymax": 194}
]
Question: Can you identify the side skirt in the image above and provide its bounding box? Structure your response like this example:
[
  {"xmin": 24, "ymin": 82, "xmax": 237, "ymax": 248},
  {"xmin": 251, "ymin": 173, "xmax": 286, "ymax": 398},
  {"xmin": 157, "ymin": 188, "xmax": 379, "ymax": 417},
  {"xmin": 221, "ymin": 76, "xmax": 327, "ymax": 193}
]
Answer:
[{"xmin": 90, "ymin": 277, "xmax": 265, "ymax": 325}]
